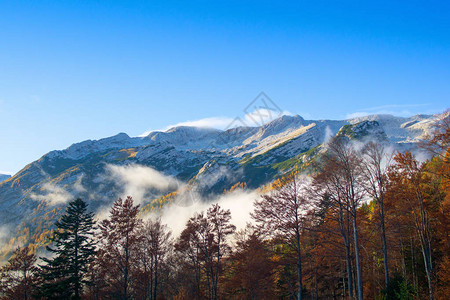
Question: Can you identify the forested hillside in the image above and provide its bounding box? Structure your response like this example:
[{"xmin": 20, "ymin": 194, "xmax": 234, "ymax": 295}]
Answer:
[
  {"xmin": 0, "ymin": 112, "xmax": 448, "ymax": 299},
  {"xmin": 0, "ymin": 114, "xmax": 437, "ymax": 264}
]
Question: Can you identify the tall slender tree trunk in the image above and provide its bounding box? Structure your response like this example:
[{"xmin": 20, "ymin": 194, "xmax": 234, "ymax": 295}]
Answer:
[
  {"xmin": 153, "ymin": 254, "xmax": 158, "ymax": 300},
  {"xmin": 345, "ymin": 245, "xmax": 353, "ymax": 300},
  {"xmin": 296, "ymin": 233, "xmax": 302, "ymax": 300},
  {"xmin": 379, "ymin": 200, "xmax": 389, "ymax": 287},
  {"xmin": 342, "ymin": 205, "xmax": 354, "ymax": 300},
  {"xmin": 363, "ymin": 142, "xmax": 390, "ymax": 287},
  {"xmin": 410, "ymin": 235, "xmax": 417, "ymax": 291},
  {"xmin": 124, "ymin": 232, "xmax": 129, "ymax": 300},
  {"xmin": 294, "ymin": 177, "xmax": 303, "ymax": 300},
  {"xmin": 214, "ymin": 241, "xmax": 221, "ymax": 300},
  {"xmin": 416, "ymin": 191, "xmax": 434, "ymax": 300},
  {"xmin": 195, "ymin": 247, "xmax": 201, "ymax": 297},
  {"xmin": 342, "ymin": 268, "xmax": 346, "ymax": 300},
  {"xmin": 352, "ymin": 209, "xmax": 363, "ymax": 300},
  {"xmin": 206, "ymin": 245, "xmax": 213, "ymax": 300},
  {"xmin": 150, "ymin": 255, "xmax": 154, "ymax": 299},
  {"xmin": 400, "ymin": 240, "xmax": 406, "ymax": 279},
  {"xmin": 421, "ymin": 241, "xmax": 434, "ymax": 300}
]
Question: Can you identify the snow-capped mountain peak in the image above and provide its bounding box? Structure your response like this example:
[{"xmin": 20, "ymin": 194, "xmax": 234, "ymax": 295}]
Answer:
[{"xmin": 0, "ymin": 112, "xmax": 441, "ymax": 260}]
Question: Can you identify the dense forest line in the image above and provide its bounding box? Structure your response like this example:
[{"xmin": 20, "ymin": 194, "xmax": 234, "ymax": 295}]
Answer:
[{"xmin": 0, "ymin": 113, "xmax": 448, "ymax": 299}]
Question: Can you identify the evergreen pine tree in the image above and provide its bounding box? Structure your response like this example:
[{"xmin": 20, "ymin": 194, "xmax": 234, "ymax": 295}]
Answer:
[{"xmin": 37, "ymin": 198, "xmax": 96, "ymax": 299}]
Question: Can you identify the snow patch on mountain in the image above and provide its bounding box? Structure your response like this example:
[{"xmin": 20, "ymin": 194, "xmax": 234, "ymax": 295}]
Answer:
[
  {"xmin": 47, "ymin": 132, "xmax": 147, "ymax": 160},
  {"xmin": 347, "ymin": 114, "xmax": 435, "ymax": 143}
]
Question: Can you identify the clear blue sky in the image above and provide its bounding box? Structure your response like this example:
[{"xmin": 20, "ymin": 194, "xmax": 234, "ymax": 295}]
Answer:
[{"xmin": 1, "ymin": 0, "xmax": 449, "ymax": 174}]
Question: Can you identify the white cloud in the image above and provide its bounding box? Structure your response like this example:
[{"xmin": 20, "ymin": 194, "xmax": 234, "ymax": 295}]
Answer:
[
  {"xmin": 73, "ymin": 175, "xmax": 86, "ymax": 193},
  {"xmin": 323, "ymin": 125, "xmax": 333, "ymax": 144},
  {"xmin": 105, "ymin": 164, "xmax": 180, "ymax": 204},
  {"xmin": 362, "ymin": 104, "xmax": 430, "ymax": 111},
  {"xmin": 94, "ymin": 204, "xmax": 113, "ymax": 222},
  {"xmin": 346, "ymin": 110, "xmax": 416, "ymax": 119},
  {"xmin": 157, "ymin": 189, "xmax": 258, "ymax": 237},
  {"xmin": 0, "ymin": 170, "xmax": 13, "ymax": 176},
  {"xmin": 98, "ymin": 164, "xmax": 258, "ymax": 234},
  {"xmin": 30, "ymin": 182, "xmax": 72, "ymax": 206},
  {"xmin": 0, "ymin": 225, "xmax": 10, "ymax": 244},
  {"xmin": 346, "ymin": 104, "xmax": 433, "ymax": 119},
  {"xmin": 139, "ymin": 109, "xmax": 293, "ymax": 137},
  {"xmin": 346, "ymin": 112, "xmax": 371, "ymax": 119},
  {"xmin": 0, "ymin": 225, "xmax": 22, "ymax": 256},
  {"xmin": 165, "ymin": 117, "xmax": 234, "ymax": 130},
  {"xmin": 139, "ymin": 117, "xmax": 234, "ymax": 137}
]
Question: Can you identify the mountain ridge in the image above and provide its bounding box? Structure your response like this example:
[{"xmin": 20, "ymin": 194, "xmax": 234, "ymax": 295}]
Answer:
[
  {"xmin": 29, "ymin": 113, "xmax": 435, "ymax": 163},
  {"xmin": 0, "ymin": 113, "xmax": 440, "ymax": 260}
]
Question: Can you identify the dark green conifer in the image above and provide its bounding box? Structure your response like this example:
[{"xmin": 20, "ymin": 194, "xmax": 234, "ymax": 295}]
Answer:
[{"xmin": 37, "ymin": 198, "xmax": 96, "ymax": 299}]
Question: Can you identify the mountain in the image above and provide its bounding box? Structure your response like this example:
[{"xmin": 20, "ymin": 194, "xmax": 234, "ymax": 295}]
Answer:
[
  {"xmin": 0, "ymin": 174, "xmax": 11, "ymax": 183},
  {"xmin": 0, "ymin": 113, "xmax": 440, "ymax": 260}
]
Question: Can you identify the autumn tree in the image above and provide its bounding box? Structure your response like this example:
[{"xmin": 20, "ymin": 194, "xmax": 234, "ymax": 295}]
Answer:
[
  {"xmin": 313, "ymin": 136, "xmax": 366, "ymax": 300},
  {"xmin": 420, "ymin": 110, "xmax": 450, "ymax": 299},
  {"xmin": 175, "ymin": 203, "xmax": 235, "ymax": 299},
  {"xmin": 252, "ymin": 174, "xmax": 312, "ymax": 300},
  {"xmin": 174, "ymin": 213, "xmax": 205, "ymax": 298},
  {"xmin": 388, "ymin": 152, "xmax": 436, "ymax": 299},
  {"xmin": 0, "ymin": 246, "xmax": 38, "ymax": 299},
  {"xmin": 135, "ymin": 217, "xmax": 172, "ymax": 299},
  {"xmin": 313, "ymin": 157, "xmax": 358, "ymax": 298},
  {"xmin": 37, "ymin": 198, "xmax": 96, "ymax": 299},
  {"xmin": 97, "ymin": 196, "xmax": 142, "ymax": 299},
  {"xmin": 361, "ymin": 141, "xmax": 393, "ymax": 286},
  {"xmin": 224, "ymin": 224, "xmax": 276, "ymax": 299},
  {"xmin": 304, "ymin": 194, "xmax": 348, "ymax": 298},
  {"xmin": 207, "ymin": 203, "xmax": 236, "ymax": 298}
]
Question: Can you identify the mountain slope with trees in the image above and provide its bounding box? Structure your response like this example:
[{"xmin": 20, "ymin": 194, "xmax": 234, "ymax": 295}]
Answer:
[{"xmin": 0, "ymin": 111, "xmax": 448, "ymax": 299}]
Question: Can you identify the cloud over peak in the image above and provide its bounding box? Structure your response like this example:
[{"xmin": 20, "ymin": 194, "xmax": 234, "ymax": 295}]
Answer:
[{"xmin": 139, "ymin": 108, "xmax": 293, "ymax": 137}]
